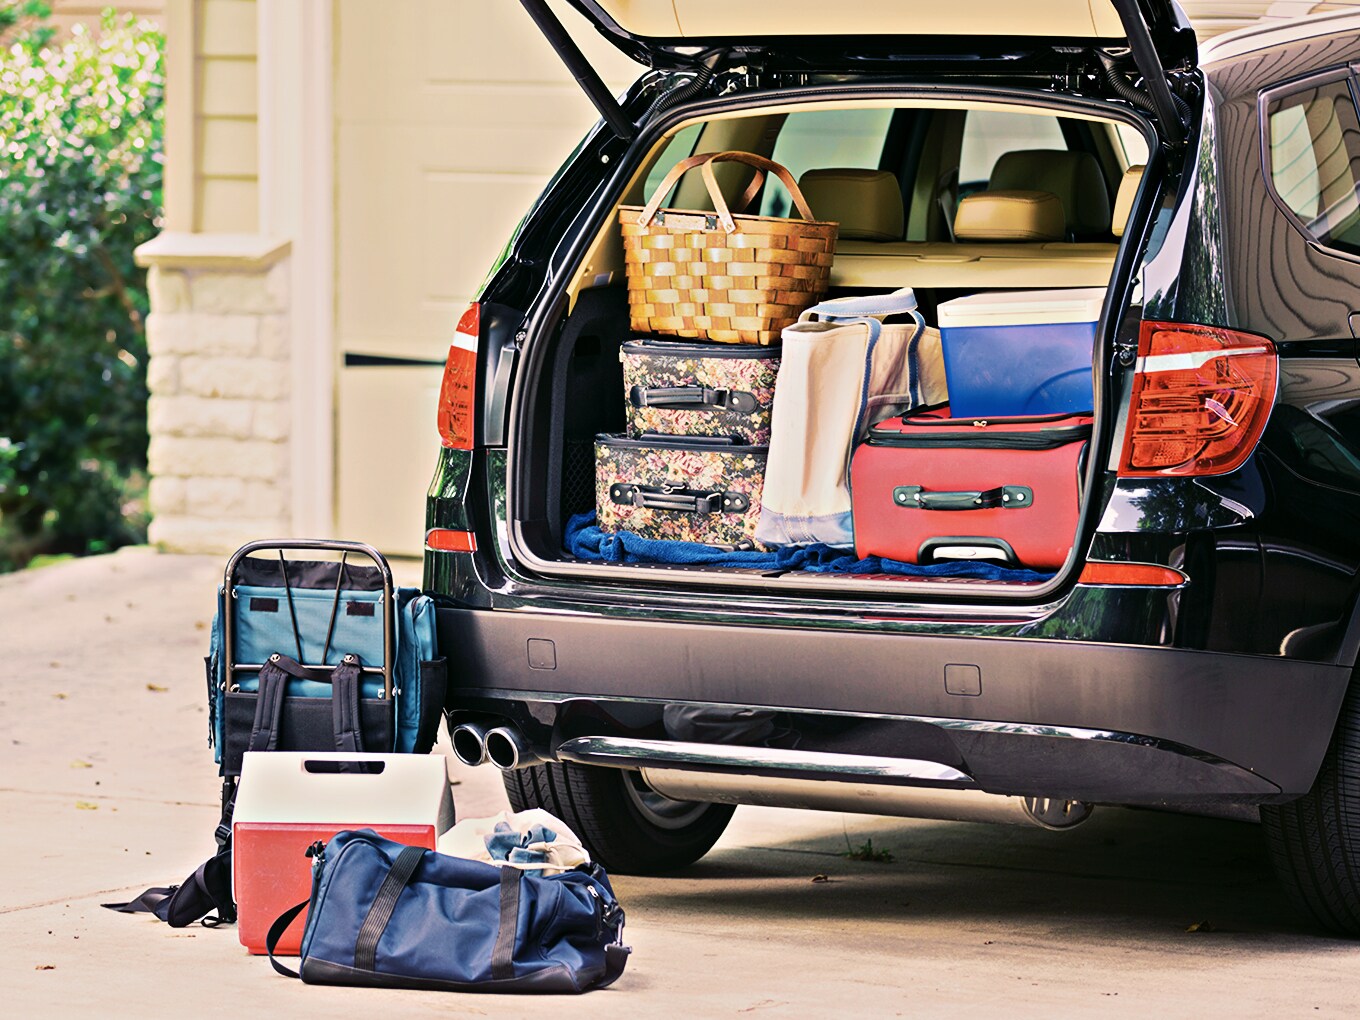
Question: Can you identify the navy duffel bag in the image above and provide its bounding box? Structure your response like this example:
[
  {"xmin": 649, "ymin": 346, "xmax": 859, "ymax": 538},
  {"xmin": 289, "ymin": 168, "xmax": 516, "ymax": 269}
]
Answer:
[{"xmin": 267, "ymin": 830, "xmax": 630, "ymax": 993}]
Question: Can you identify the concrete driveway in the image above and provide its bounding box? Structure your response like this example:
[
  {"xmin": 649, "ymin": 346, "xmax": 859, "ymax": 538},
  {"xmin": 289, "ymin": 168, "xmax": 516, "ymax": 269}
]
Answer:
[{"xmin": 3, "ymin": 548, "xmax": 1359, "ymax": 1017}]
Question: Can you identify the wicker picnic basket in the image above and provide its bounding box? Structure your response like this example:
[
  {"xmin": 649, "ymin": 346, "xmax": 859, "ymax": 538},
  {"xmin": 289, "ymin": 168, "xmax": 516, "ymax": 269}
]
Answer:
[{"xmin": 619, "ymin": 150, "xmax": 838, "ymax": 345}]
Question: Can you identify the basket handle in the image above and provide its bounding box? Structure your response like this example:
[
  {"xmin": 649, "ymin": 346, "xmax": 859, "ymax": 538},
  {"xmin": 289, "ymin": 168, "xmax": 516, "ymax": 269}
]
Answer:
[{"xmin": 635, "ymin": 150, "xmax": 816, "ymax": 232}]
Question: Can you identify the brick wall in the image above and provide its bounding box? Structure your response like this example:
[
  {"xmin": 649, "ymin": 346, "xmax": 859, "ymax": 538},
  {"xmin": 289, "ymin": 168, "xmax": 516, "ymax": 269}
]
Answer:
[{"xmin": 143, "ymin": 255, "xmax": 293, "ymax": 552}]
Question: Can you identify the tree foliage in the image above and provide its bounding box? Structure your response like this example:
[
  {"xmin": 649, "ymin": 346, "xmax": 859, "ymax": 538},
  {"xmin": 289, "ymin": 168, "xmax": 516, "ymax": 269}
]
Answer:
[{"xmin": 0, "ymin": 2, "xmax": 163, "ymax": 570}]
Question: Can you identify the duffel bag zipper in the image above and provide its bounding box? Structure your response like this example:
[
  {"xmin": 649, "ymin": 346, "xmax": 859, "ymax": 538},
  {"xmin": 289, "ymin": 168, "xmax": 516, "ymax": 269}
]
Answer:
[{"xmin": 866, "ymin": 424, "xmax": 1093, "ymax": 451}]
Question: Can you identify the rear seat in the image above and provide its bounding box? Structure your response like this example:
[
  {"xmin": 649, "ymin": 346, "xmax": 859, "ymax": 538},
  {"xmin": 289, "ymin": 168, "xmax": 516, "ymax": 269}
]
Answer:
[{"xmin": 800, "ymin": 162, "xmax": 1138, "ymax": 290}]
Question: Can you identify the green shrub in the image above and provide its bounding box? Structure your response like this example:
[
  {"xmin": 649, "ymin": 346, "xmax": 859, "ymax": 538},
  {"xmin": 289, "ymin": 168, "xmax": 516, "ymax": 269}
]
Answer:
[{"xmin": 0, "ymin": 2, "xmax": 163, "ymax": 571}]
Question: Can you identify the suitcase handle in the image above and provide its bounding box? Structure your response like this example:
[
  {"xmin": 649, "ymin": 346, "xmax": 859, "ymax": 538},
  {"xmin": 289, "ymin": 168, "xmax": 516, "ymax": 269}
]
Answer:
[
  {"xmin": 629, "ymin": 384, "xmax": 758, "ymax": 415},
  {"xmin": 893, "ymin": 485, "xmax": 1033, "ymax": 510},
  {"xmin": 609, "ymin": 483, "xmax": 751, "ymax": 515}
]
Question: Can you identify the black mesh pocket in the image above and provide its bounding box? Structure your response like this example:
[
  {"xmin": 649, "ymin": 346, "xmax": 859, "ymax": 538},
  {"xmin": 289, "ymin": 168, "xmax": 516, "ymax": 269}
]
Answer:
[{"xmin": 561, "ymin": 438, "xmax": 596, "ymax": 523}]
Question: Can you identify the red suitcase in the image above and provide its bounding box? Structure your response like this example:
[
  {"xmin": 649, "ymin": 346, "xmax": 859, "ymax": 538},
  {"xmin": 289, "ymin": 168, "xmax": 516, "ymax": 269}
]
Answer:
[{"xmin": 850, "ymin": 407, "xmax": 1092, "ymax": 569}]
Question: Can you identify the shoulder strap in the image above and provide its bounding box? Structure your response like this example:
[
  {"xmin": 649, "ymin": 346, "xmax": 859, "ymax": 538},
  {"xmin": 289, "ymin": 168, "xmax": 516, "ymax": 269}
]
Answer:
[
  {"xmin": 330, "ymin": 654, "xmax": 365, "ymax": 757},
  {"xmin": 247, "ymin": 658, "xmax": 290, "ymax": 753},
  {"xmin": 266, "ymin": 900, "xmax": 310, "ymax": 978}
]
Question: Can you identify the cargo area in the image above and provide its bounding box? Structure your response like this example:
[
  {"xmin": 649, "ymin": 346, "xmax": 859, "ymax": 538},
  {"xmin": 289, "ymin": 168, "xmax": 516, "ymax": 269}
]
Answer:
[{"xmin": 506, "ymin": 98, "xmax": 1153, "ymax": 594}]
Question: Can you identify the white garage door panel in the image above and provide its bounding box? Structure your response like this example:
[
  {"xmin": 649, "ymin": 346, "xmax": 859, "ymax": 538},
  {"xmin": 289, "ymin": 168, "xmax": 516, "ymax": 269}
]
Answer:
[
  {"xmin": 334, "ymin": 0, "xmax": 642, "ymax": 554},
  {"xmin": 337, "ymin": 127, "xmax": 586, "ymax": 354},
  {"xmin": 336, "ymin": 366, "xmax": 444, "ymax": 557},
  {"xmin": 338, "ymin": 0, "xmax": 639, "ymax": 120}
]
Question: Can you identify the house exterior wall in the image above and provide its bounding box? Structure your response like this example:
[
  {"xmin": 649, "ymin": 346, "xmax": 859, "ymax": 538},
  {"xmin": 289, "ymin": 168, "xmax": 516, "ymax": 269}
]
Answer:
[
  {"xmin": 139, "ymin": 0, "xmax": 638, "ymax": 556},
  {"xmin": 138, "ymin": 0, "xmax": 292, "ymax": 553}
]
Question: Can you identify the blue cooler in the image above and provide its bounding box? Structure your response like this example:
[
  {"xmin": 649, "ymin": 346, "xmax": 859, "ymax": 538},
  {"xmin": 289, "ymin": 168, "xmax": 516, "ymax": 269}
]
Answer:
[{"xmin": 936, "ymin": 288, "xmax": 1104, "ymax": 417}]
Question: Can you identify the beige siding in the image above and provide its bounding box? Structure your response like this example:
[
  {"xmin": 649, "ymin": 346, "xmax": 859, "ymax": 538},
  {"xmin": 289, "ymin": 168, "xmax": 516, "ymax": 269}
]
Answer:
[
  {"xmin": 48, "ymin": 0, "xmax": 163, "ymax": 36},
  {"xmin": 194, "ymin": 0, "xmax": 259, "ymax": 232}
]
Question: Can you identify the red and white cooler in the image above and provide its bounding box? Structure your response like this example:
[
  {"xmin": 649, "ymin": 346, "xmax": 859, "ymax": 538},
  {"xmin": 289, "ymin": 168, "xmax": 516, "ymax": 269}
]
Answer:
[{"xmin": 231, "ymin": 751, "xmax": 455, "ymax": 955}]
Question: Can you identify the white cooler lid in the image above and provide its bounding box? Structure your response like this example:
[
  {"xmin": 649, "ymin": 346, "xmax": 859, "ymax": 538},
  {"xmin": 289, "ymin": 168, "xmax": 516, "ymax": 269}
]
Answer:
[{"xmin": 937, "ymin": 288, "xmax": 1107, "ymax": 328}]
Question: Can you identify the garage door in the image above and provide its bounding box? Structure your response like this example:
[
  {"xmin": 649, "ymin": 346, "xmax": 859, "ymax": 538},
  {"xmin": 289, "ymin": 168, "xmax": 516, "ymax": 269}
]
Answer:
[{"xmin": 334, "ymin": 0, "xmax": 640, "ymax": 554}]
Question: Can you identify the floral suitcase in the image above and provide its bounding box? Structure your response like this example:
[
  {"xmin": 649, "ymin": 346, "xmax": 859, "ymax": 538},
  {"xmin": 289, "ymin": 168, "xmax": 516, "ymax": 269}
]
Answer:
[
  {"xmin": 595, "ymin": 433, "xmax": 767, "ymax": 549},
  {"xmin": 621, "ymin": 338, "xmax": 780, "ymax": 445}
]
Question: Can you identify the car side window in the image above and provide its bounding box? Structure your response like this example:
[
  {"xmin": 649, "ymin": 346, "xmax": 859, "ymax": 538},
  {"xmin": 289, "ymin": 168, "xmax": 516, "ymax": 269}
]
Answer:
[
  {"xmin": 1264, "ymin": 73, "xmax": 1360, "ymax": 258},
  {"xmin": 761, "ymin": 108, "xmax": 893, "ymax": 217}
]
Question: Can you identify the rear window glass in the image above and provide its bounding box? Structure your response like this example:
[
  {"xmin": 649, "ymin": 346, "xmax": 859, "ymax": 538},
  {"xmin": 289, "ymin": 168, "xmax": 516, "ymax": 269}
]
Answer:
[
  {"xmin": 761, "ymin": 108, "xmax": 893, "ymax": 217},
  {"xmin": 1266, "ymin": 76, "xmax": 1360, "ymax": 257},
  {"xmin": 958, "ymin": 109, "xmax": 1067, "ymax": 187}
]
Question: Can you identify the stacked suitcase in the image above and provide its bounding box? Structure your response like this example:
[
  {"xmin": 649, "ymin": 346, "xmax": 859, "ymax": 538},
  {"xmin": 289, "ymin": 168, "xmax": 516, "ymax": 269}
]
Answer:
[{"xmin": 595, "ymin": 339, "xmax": 778, "ymax": 550}]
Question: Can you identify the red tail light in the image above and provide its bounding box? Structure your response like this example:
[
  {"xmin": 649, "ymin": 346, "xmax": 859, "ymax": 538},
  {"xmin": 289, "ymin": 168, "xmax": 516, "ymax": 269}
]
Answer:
[
  {"xmin": 1119, "ymin": 321, "xmax": 1277, "ymax": 477},
  {"xmin": 437, "ymin": 304, "xmax": 480, "ymax": 450}
]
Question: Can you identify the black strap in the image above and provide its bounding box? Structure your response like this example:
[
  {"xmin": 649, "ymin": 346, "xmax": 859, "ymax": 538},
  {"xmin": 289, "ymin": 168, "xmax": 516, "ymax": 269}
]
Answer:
[
  {"xmin": 248, "ymin": 659, "xmax": 289, "ymax": 752},
  {"xmin": 102, "ymin": 850, "xmax": 235, "ymax": 927},
  {"xmin": 491, "ymin": 866, "xmax": 522, "ymax": 981},
  {"xmin": 330, "ymin": 655, "xmax": 365, "ymax": 757},
  {"xmin": 104, "ymin": 780, "xmax": 237, "ymax": 926},
  {"xmin": 266, "ymin": 900, "xmax": 310, "ymax": 978},
  {"xmin": 352, "ymin": 845, "xmax": 425, "ymax": 971}
]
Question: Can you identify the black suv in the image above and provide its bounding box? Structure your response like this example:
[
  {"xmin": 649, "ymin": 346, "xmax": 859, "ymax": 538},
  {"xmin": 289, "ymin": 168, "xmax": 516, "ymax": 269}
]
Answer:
[{"xmin": 423, "ymin": 1, "xmax": 1360, "ymax": 934}]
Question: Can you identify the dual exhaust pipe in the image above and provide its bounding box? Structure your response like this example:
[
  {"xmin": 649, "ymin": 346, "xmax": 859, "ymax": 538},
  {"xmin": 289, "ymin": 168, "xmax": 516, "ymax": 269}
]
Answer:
[{"xmin": 451, "ymin": 721, "xmax": 547, "ymax": 771}]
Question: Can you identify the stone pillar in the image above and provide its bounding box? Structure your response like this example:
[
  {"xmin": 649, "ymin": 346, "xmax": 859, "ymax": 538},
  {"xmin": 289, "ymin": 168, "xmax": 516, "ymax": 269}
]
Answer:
[{"xmin": 135, "ymin": 233, "xmax": 294, "ymax": 553}]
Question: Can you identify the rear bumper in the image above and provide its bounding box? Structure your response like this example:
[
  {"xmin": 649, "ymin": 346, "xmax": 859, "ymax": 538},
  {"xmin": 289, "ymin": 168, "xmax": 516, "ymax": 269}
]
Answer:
[{"xmin": 437, "ymin": 607, "xmax": 1351, "ymax": 802}]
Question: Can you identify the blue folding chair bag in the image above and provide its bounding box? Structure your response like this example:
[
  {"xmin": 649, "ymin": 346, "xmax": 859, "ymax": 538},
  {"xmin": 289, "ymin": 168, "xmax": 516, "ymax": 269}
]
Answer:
[{"xmin": 206, "ymin": 541, "xmax": 446, "ymax": 772}]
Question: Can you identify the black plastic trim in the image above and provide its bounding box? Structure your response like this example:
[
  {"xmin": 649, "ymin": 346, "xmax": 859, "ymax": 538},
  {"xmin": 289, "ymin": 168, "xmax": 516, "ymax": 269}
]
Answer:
[{"xmin": 438, "ymin": 606, "xmax": 1349, "ymax": 796}]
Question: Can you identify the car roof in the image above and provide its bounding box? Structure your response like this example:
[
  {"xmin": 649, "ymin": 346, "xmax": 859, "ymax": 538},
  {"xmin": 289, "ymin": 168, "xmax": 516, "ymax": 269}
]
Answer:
[{"xmin": 1193, "ymin": 2, "xmax": 1360, "ymax": 65}]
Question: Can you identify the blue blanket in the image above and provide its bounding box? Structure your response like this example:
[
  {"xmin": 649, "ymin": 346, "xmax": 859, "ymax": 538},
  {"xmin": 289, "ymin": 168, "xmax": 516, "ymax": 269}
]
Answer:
[{"xmin": 565, "ymin": 513, "xmax": 1053, "ymax": 582}]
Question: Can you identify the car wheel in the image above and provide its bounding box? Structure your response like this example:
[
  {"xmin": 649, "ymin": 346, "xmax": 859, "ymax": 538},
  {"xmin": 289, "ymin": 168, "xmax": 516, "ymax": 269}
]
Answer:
[
  {"xmin": 502, "ymin": 762, "xmax": 734, "ymax": 874},
  {"xmin": 1261, "ymin": 684, "xmax": 1360, "ymax": 935}
]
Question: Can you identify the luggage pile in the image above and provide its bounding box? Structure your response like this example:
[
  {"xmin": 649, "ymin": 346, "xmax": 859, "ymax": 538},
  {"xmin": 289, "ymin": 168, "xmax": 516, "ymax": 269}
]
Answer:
[
  {"xmin": 600, "ymin": 149, "xmax": 1102, "ymax": 574},
  {"xmin": 111, "ymin": 539, "xmax": 631, "ymax": 996}
]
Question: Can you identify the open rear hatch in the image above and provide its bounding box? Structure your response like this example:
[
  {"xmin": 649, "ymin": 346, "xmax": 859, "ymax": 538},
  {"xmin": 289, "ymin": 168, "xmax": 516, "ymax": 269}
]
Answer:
[
  {"xmin": 498, "ymin": 0, "xmax": 1199, "ymax": 598},
  {"xmin": 523, "ymin": 0, "xmax": 1198, "ymax": 144}
]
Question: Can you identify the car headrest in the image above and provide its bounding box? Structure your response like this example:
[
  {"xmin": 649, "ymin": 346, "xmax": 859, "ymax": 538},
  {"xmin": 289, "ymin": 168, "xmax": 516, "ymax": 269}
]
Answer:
[
  {"xmin": 989, "ymin": 149, "xmax": 1112, "ymax": 236},
  {"xmin": 798, "ymin": 168, "xmax": 904, "ymax": 241},
  {"xmin": 1111, "ymin": 164, "xmax": 1145, "ymax": 238},
  {"xmin": 953, "ymin": 190, "xmax": 1066, "ymax": 242}
]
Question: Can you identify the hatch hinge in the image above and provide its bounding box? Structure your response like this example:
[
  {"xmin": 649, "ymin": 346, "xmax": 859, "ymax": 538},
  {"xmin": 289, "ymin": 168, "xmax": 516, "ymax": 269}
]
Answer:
[{"xmin": 1107, "ymin": 0, "xmax": 1188, "ymax": 147}]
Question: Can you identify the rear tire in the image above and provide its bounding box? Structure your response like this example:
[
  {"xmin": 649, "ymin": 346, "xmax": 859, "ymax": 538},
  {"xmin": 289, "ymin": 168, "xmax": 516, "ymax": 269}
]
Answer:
[
  {"xmin": 1261, "ymin": 684, "xmax": 1360, "ymax": 935},
  {"xmin": 502, "ymin": 762, "xmax": 734, "ymax": 874}
]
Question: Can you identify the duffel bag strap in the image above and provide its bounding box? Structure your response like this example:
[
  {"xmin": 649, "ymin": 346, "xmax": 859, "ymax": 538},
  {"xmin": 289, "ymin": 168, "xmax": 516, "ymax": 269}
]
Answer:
[
  {"xmin": 353, "ymin": 844, "xmax": 426, "ymax": 971},
  {"xmin": 266, "ymin": 900, "xmax": 310, "ymax": 979}
]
